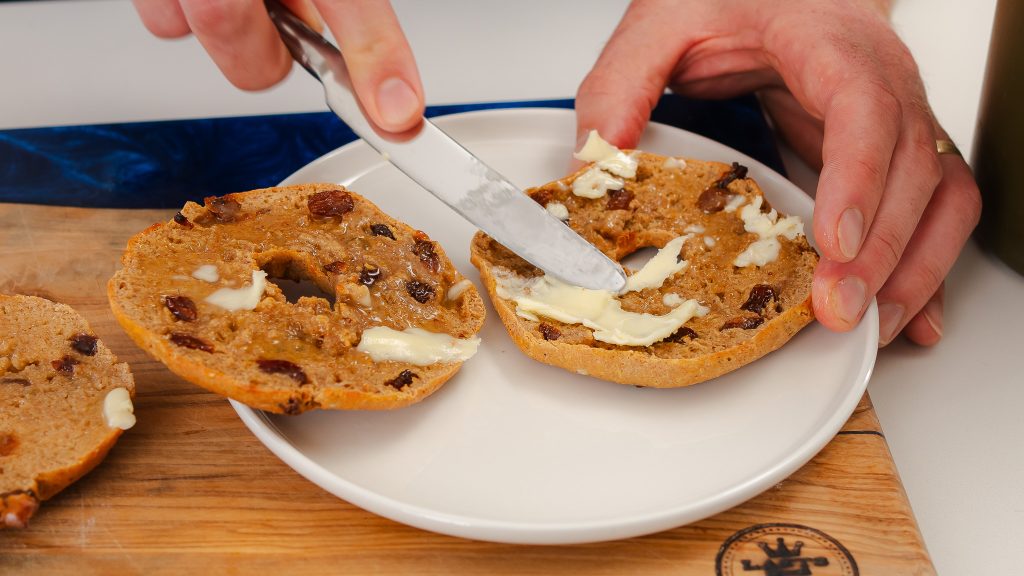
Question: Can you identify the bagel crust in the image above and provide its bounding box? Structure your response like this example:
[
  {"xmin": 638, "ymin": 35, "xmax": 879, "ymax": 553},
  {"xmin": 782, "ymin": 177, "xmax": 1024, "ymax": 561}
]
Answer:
[
  {"xmin": 1, "ymin": 295, "xmax": 135, "ymax": 528},
  {"xmin": 470, "ymin": 152, "xmax": 818, "ymax": 388},
  {"xmin": 108, "ymin": 184, "xmax": 485, "ymax": 414}
]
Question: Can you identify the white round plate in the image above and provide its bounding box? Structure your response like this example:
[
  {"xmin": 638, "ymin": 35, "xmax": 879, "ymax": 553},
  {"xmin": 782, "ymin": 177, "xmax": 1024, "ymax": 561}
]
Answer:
[{"xmin": 231, "ymin": 108, "xmax": 877, "ymax": 545}]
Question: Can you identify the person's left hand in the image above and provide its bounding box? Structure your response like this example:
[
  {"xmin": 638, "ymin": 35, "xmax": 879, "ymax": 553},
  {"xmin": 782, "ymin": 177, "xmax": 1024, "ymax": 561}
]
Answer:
[{"xmin": 574, "ymin": 0, "xmax": 981, "ymax": 347}]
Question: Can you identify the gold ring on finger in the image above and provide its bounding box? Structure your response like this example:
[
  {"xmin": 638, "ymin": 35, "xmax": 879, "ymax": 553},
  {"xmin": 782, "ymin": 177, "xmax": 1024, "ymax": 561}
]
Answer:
[{"xmin": 936, "ymin": 139, "xmax": 962, "ymax": 156}]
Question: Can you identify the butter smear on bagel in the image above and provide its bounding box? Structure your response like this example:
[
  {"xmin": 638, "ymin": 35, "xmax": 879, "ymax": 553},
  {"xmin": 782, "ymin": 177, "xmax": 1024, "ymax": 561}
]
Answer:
[
  {"xmin": 356, "ymin": 326, "xmax": 480, "ymax": 366},
  {"xmin": 493, "ymin": 236, "xmax": 708, "ymax": 347},
  {"xmin": 446, "ymin": 279, "xmax": 474, "ymax": 301},
  {"xmin": 572, "ymin": 167, "xmax": 624, "ymax": 199},
  {"xmin": 545, "ymin": 201, "xmax": 570, "ymax": 221},
  {"xmin": 621, "ymin": 235, "xmax": 689, "ymax": 293},
  {"xmin": 723, "ymin": 194, "xmax": 746, "ymax": 213},
  {"xmin": 191, "ymin": 264, "xmax": 220, "ymax": 283},
  {"xmin": 733, "ymin": 196, "xmax": 804, "ymax": 268},
  {"xmin": 571, "ymin": 131, "xmax": 638, "ymax": 198},
  {"xmin": 574, "ymin": 130, "xmax": 638, "ymax": 178},
  {"xmin": 204, "ymin": 270, "xmax": 267, "ymax": 311}
]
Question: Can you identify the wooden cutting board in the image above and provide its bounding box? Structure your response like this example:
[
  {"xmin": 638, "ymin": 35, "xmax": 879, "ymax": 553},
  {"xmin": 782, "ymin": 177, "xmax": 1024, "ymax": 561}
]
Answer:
[{"xmin": 0, "ymin": 203, "xmax": 934, "ymax": 575}]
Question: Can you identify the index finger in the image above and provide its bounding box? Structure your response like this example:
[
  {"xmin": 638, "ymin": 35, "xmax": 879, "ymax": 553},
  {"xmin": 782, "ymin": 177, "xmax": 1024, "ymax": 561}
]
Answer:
[
  {"xmin": 314, "ymin": 0, "xmax": 424, "ymax": 133},
  {"xmin": 814, "ymin": 79, "xmax": 901, "ymax": 264}
]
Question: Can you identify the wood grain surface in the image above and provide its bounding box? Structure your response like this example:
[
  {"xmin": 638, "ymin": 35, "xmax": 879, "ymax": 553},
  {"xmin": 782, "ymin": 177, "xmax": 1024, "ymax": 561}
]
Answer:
[{"xmin": 0, "ymin": 204, "xmax": 935, "ymax": 575}]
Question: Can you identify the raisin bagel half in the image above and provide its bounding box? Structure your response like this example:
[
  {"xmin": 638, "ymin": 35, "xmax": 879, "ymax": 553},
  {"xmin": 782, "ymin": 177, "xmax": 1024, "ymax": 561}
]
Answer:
[
  {"xmin": 470, "ymin": 150, "xmax": 818, "ymax": 388},
  {"xmin": 1, "ymin": 295, "xmax": 136, "ymax": 528},
  {"xmin": 108, "ymin": 184, "xmax": 485, "ymax": 414}
]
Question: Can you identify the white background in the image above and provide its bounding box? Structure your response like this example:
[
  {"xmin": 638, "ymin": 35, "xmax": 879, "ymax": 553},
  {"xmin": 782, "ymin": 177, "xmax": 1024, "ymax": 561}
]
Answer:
[{"xmin": 1, "ymin": 1, "xmax": 1019, "ymax": 573}]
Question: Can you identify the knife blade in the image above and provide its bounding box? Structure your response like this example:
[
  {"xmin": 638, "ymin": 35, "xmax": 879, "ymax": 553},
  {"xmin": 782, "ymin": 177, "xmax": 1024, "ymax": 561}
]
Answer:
[{"xmin": 264, "ymin": 0, "xmax": 626, "ymax": 292}]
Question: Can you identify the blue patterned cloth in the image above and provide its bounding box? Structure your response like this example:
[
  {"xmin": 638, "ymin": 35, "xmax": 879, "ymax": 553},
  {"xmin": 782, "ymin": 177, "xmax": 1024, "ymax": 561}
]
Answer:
[{"xmin": 0, "ymin": 94, "xmax": 783, "ymax": 209}]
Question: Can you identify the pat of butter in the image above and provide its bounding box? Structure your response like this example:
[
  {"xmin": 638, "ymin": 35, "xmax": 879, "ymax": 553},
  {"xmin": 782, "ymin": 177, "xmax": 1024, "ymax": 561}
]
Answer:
[
  {"xmin": 662, "ymin": 156, "xmax": 687, "ymax": 170},
  {"xmin": 662, "ymin": 293, "xmax": 684, "ymax": 307},
  {"xmin": 622, "ymin": 235, "xmax": 689, "ymax": 293},
  {"xmin": 499, "ymin": 274, "xmax": 708, "ymax": 347},
  {"xmin": 733, "ymin": 196, "xmax": 804, "ymax": 267},
  {"xmin": 191, "ymin": 264, "xmax": 219, "ymax": 283},
  {"xmin": 103, "ymin": 387, "xmax": 136, "ymax": 430},
  {"xmin": 205, "ymin": 270, "xmax": 267, "ymax": 311},
  {"xmin": 356, "ymin": 327, "xmax": 480, "ymax": 366},
  {"xmin": 545, "ymin": 201, "xmax": 570, "ymax": 221},
  {"xmin": 572, "ymin": 166, "xmax": 624, "ymax": 199},
  {"xmin": 723, "ymin": 194, "xmax": 746, "ymax": 213},
  {"xmin": 574, "ymin": 130, "xmax": 638, "ymax": 179},
  {"xmin": 446, "ymin": 279, "xmax": 474, "ymax": 301},
  {"xmin": 342, "ymin": 283, "xmax": 372, "ymax": 308},
  {"xmin": 734, "ymin": 237, "xmax": 781, "ymax": 267}
]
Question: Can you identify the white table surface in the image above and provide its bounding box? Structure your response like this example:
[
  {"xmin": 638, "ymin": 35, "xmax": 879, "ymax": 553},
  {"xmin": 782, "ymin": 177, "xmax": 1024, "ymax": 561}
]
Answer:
[{"xmin": 1, "ymin": 1, "xmax": 1018, "ymax": 573}]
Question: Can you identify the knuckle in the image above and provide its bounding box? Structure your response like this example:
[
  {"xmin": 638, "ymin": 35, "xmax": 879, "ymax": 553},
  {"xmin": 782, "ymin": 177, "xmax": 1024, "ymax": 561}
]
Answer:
[
  {"xmin": 908, "ymin": 132, "xmax": 943, "ymax": 191},
  {"xmin": 906, "ymin": 261, "xmax": 947, "ymax": 300},
  {"xmin": 888, "ymin": 39, "xmax": 920, "ymax": 75},
  {"xmin": 870, "ymin": 224, "xmax": 905, "ymax": 276},
  {"xmin": 882, "ymin": 263, "xmax": 945, "ymax": 317},
  {"xmin": 903, "ymin": 92, "xmax": 932, "ymax": 120},
  {"xmin": 345, "ymin": 38, "xmax": 389, "ymax": 63},
  {"xmin": 342, "ymin": 29, "xmax": 409, "ymax": 67},
  {"xmin": 848, "ymin": 155, "xmax": 887, "ymax": 191},
  {"xmin": 852, "ymin": 77, "xmax": 902, "ymax": 127}
]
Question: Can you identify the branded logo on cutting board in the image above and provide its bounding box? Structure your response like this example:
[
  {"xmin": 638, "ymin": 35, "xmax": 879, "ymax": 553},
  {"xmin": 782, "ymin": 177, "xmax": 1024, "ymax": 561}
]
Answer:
[{"xmin": 716, "ymin": 523, "xmax": 858, "ymax": 576}]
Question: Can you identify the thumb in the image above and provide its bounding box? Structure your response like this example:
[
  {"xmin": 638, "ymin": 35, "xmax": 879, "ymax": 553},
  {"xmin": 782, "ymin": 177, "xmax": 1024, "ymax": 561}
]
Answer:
[{"xmin": 575, "ymin": 1, "xmax": 688, "ymax": 150}]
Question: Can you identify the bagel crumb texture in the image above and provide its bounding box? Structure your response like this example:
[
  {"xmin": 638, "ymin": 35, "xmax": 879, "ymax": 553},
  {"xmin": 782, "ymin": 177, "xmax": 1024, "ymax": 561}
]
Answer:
[
  {"xmin": 1, "ymin": 295, "xmax": 135, "ymax": 528},
  {"xmin": 470, "ymin": 151, "xmax": 818, "ymax": 388},
  {"xmin": 108, "ymin": 184, "xmax": 485, "ymax": 414}
]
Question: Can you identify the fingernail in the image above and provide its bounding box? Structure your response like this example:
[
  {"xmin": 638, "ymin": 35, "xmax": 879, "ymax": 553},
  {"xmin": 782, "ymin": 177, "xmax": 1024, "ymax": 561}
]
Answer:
[
  {"xmin": 922, "ymin": 296, "xmax": 944, "ymax": 338},
  {"xmin": 830, "ymin": 276, "xmax": 867, "ymax": 327},
  {"xmin": 877, "ymin": 302, "xmax": 906, "ymax": 347},
  {"xmin": 375, "ymin": 77, "xmax": 419, "ymax": 130},
  {"xmin": 837, "ymin": 208, "xmax": 863, "ymax": 260}
]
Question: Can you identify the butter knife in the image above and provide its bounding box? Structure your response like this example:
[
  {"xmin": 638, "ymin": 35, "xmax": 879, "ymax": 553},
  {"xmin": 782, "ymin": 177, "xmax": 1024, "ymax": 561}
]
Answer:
[{"xmin": 264, "ymin": 0, "xmax": 626, "ymax": 292}]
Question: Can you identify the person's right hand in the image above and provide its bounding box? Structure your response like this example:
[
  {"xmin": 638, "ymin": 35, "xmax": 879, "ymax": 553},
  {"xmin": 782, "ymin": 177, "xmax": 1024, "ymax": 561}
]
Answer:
[{"xmin": 132, "ymin": 0, "xmax": 424, "ymax": 133}]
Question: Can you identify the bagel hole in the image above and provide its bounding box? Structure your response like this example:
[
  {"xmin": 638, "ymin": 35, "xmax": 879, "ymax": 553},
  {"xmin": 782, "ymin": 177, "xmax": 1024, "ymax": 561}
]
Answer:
[
  {"xmin": 620, "ymin": 247, "xmax": 660, "ymax": 272},
  {"xmin": 259, "ymin": 255, "xmax": 336, "ymax": 306},
  {"xmin": 269, "ymin": 277, "xmax": 336, "ymax": 306}
]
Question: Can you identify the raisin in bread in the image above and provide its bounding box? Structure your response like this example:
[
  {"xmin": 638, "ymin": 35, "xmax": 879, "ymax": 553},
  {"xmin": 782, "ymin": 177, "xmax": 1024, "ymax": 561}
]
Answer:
[
  {"xmin": 108, "ymin": 184, "xmax": 485, "ymax": 414},
  {"xmin": 0, "ymin": 295, "xmax": 135, "ymax": 528},
  {"xmin": 470, "ymin": 142, "xmax": 818, "ymax": 388}
]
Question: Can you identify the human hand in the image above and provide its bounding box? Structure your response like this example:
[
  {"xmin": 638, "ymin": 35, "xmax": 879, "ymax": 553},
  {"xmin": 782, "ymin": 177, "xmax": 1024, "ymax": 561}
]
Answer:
[
  {"xmin": 132, "ymin": 0, "xmax": 424, "ymax": 133},
  {"xmin": 575, "ymin": 0, "xmax": 981, "ymax": 346}
]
